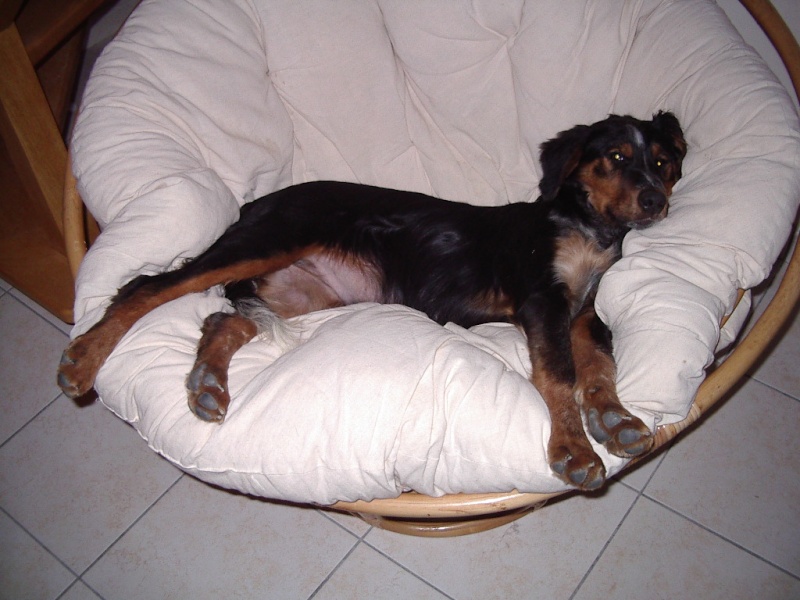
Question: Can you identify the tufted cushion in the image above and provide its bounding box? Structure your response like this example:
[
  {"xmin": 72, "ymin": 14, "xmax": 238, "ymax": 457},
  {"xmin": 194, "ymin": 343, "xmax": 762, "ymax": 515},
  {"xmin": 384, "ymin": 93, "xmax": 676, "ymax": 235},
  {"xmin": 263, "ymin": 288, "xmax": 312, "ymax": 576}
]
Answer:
[{"xmin": 70, "ymin": 0, "xmax": 800, "ymax": 504}]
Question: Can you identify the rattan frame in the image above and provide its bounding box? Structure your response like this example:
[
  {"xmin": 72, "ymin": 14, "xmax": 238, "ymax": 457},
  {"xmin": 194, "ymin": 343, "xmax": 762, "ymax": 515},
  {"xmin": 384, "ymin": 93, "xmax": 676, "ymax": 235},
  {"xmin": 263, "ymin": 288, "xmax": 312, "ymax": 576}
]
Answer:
[{"xmin": 62, "ymin": 0, "xmax": 800, "ymax": 537}]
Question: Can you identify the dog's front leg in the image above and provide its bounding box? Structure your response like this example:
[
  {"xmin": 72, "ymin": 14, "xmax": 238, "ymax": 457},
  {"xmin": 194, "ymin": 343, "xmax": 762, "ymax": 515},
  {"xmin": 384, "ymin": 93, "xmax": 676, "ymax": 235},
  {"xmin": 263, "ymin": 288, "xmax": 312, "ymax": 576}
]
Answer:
[
  {"xmin": 570, "ymin": 306, "xmax": 654, "ymax": 458},
  {"xmin": 521, "ymin": 308, "xmax": 606, "ymax": 491}
]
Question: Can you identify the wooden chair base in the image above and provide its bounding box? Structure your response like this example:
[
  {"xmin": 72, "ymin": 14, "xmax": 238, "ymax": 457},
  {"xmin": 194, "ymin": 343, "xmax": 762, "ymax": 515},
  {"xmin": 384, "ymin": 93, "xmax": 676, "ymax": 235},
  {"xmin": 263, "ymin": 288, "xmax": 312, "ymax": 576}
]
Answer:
[{"xmin": 353, "ymin": 502, "xmax": 548, "ymax": 537}]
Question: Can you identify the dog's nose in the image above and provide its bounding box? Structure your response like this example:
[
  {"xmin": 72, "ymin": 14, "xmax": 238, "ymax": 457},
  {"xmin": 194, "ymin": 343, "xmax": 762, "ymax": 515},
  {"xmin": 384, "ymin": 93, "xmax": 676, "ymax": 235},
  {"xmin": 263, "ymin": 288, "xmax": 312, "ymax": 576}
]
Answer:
[{"xmin": 638, "ymin": 189, "xmax": 667, "ymax": 215}]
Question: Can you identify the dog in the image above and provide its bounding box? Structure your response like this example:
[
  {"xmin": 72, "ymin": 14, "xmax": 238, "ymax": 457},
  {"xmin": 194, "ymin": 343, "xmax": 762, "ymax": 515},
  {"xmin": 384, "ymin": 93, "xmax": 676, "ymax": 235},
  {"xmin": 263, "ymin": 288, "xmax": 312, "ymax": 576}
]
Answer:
[{"xmin": 58, "ymin": 112, "xmax": 686, "ymax": 491}]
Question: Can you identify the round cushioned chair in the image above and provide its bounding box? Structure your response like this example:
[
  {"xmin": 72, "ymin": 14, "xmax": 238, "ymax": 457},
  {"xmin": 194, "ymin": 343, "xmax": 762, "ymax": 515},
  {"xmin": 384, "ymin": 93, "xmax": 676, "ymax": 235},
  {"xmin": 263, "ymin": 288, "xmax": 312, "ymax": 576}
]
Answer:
[{"xmin": 64, "ymin": 0, "xmax": 800, "ymax": 536}]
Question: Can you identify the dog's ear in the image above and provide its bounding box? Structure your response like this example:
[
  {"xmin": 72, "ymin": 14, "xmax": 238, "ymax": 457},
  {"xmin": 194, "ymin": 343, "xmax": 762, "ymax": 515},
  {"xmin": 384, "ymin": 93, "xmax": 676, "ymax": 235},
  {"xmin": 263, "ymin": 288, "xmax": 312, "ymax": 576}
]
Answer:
[
  {"xmin": 652, "ymin": 111, "xmax": 687, "ymax": 162},
  {"xmin": 539, "ymin": 124, "xmax": 590, "ymax": 200}
]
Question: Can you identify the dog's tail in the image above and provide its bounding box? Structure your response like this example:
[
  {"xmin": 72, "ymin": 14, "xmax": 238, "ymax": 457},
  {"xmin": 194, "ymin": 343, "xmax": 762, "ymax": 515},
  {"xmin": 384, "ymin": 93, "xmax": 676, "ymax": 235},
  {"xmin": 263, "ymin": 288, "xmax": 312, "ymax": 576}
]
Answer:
[{"xmin": 232, "ymin": 296, "xmax": 302, "ymax": 353}]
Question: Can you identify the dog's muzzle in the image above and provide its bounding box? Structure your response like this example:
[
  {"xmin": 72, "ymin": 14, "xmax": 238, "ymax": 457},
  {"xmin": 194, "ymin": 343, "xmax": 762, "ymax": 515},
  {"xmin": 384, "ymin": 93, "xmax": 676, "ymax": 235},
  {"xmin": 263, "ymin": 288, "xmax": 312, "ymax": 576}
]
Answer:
[{"xmin": 638, "ymin": 189, "xmax": 667, "ymax": 217}]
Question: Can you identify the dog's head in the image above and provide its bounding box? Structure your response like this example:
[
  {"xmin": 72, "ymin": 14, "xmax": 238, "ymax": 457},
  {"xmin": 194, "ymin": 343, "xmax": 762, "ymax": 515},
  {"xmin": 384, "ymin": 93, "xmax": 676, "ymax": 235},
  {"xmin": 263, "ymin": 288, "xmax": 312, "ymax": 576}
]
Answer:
[{"xmin": 539, "ymin": 112, "xmax": 686, "ymax": 231}]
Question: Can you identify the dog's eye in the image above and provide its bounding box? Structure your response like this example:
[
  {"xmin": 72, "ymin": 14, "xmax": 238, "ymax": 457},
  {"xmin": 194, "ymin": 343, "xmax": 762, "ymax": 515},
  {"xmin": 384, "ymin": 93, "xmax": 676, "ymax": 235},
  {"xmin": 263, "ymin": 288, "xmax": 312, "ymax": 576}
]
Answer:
[
  {"xmin": 655, "ymin": 157, "xmax": 669, "ymax": 169},
  {"xmin": 609, "ymin": 151, "xmax": 625, "ymax": 163}
]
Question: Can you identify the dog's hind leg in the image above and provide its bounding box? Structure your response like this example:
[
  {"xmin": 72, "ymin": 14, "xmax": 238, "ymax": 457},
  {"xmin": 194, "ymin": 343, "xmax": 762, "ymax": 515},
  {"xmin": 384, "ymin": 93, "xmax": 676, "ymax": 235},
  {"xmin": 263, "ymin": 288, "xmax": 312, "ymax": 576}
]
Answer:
[
  {"xmin": 185, "ymin": 280, "xmax": 305, "ymax": 423},
  {"xmin": 570, "ymin": 307, "xmax": 654, "ymax": 458},
  {"xmin": 57, "ymin": 247, "xmax": 317, "ymax": 400},
  {"xmin": 185, "ymin": 310, "xmax": 259, "ymax": 422}
]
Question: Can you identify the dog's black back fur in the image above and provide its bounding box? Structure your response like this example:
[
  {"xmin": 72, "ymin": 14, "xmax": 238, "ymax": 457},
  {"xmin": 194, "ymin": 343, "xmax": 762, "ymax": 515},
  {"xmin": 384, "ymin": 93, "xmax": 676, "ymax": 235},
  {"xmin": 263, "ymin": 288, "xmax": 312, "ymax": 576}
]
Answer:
[{"xmin": 219, "ymin": 183, "xmax": 554, "ymax": 327}]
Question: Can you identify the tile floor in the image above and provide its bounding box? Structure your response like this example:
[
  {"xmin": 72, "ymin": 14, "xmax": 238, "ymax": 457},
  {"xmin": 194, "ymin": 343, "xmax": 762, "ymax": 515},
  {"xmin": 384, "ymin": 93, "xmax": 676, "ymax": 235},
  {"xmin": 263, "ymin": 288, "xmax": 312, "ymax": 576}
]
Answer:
[
  {"xmin": 1, "ymin": 250, "xmax": 799, "ymax": 600},
  {"xmin": 2, "ymin": 2, "xmax": 800, "ymax": 597}
]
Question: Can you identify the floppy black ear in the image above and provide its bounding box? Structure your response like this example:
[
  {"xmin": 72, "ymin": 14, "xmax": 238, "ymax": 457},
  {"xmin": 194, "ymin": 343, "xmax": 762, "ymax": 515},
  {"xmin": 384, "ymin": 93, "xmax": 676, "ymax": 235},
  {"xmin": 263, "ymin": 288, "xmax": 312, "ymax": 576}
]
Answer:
[
  {"xmin": 538, "ymin": 124, "xmax": 590, "ymax": 200},
  {"xmin": 652, "ymin": 111, "xmax": 687, "ymax": 161}
]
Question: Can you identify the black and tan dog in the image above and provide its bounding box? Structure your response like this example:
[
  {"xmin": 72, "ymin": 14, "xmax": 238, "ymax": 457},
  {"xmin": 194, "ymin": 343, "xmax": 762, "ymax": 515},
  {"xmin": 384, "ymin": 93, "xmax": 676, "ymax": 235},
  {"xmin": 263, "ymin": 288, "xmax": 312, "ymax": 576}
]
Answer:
[{"xmin": 58, "ymin": 112, "xmax": 686, "ymax": 491}]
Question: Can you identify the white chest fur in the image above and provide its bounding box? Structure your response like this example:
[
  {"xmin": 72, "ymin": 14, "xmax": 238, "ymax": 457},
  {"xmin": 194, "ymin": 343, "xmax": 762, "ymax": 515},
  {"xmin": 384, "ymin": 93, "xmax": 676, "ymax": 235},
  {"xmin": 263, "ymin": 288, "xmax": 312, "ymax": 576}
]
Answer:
[{"xmin": 553, "ymin": 232, "xmax": 618, "ymax": 314}]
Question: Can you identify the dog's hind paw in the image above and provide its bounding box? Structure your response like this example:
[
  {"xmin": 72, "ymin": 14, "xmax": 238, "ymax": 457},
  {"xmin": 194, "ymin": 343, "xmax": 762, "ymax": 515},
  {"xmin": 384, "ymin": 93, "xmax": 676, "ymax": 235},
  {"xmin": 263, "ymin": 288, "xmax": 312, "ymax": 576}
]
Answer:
[
  {"xmin": 186, "ymin": 362, "xmax": 229, "ymax": 423},
  {"xmin": 57, "ymin": 340, "xmax": 100, "ymax": 399}
]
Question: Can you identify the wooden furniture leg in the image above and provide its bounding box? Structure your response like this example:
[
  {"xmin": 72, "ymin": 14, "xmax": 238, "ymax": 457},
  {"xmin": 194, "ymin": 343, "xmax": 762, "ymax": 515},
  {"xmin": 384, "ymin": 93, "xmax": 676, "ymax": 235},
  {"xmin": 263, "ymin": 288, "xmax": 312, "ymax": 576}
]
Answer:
[{"xmin": 0, "ymin": 0, "xmax": 108, "ymax": 323}]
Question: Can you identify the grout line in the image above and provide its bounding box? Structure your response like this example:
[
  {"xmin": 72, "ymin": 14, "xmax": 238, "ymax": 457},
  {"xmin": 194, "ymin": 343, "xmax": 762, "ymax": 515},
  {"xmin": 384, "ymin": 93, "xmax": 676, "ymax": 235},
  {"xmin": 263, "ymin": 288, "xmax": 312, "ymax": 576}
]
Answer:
[
  {"xmin": 570, "ymin": 446, "xmax": 672, "ymax": 597},
  {"xmin": 358, "ymin": 537, "xmax": 457, "ymax": 600},
  {"xmin": 0, "ymin": 393, "xmax": 65, "ymax": 452},
  {"xmin": 747, "ymin": 373, "xmax": 800, "ymax": 403},
  {"xmin": 55, "ymin": 579, "xmax": 105, "ymax": 600},
  {"xmin": 642, "ymin": 493, "xmax": 800, "ymax": 582},
  {"xmin": 314, "ymin": 507, "xmax": 374, "ymax": 538},
  {"xmin": 0, "ymin": 505, "xmax": 81, "ymax": 587},
  {"xmin": 77, "ymin": 473, "xmax": 186, "ymax": 579},
  {"xmin": 570, "ymin": 374, "xmax": 800, "ymax": 596},
  {"xmin": 568, "ymin": 484, "xmax": 645, "ymax": 599},
  {"xmin": 305, "ymin": 536, "xmax": 365, "ymax": 600},
  {"xmin": 306, "ymin": 521, "xmax": 375, "ymax": 600},
  {"xmin": 71, "ymin": 578, "xmax": 107, "ymax": 600},
  {"xmin": 614, "ymin": 446, "xmax": 670, "ymax": 492}
]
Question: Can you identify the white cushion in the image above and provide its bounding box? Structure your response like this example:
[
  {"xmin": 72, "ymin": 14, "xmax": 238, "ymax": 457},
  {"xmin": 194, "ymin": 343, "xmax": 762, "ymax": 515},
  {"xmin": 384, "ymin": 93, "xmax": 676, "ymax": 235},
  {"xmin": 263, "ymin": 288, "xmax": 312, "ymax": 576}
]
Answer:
[{"xmin": 70, "ymin": 0, "xmax": 800, "ymax": 504}]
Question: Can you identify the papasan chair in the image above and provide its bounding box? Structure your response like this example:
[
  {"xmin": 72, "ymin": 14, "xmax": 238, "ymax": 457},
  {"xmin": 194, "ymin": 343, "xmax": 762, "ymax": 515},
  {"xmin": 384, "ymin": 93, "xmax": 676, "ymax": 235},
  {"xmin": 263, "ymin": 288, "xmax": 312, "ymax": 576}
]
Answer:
[{"xmin": 63, "ymin": 0, "xmax": 800, "ymax": 536}]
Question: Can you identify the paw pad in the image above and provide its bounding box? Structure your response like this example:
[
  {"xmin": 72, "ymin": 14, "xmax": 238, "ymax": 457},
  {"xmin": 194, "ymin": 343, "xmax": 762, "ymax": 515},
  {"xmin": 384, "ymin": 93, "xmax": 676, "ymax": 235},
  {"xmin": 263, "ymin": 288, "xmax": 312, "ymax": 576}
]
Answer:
[
  {"xmin": 586, "ymin": 406, "xmax": 653, "ymax": 458},
  {"xmin": 186, "ymin": 363, "xmax": 228, "ymax": 423},
  {"xmin": 548, "ymin": 445, "xmax": 606, "ymax": 491}
]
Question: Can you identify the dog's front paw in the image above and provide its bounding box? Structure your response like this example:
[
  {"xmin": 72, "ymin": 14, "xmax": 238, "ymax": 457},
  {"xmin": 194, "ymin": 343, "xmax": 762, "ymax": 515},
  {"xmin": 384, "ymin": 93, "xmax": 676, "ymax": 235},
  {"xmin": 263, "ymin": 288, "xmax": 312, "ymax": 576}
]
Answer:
[
  {"xmin": 186, "ymin": 362, "xmax": 229, "ymax": 423},
  {"xmin": 57, "ymin": 337, "xmax": 102, "ymax": 399},
  {"xmin": 586, "ymin": 405, "xmax": 653, "ymax": 458},
  {"xmin": 548, "ymin": 440, "xmax": 606, "ymax": 491}
]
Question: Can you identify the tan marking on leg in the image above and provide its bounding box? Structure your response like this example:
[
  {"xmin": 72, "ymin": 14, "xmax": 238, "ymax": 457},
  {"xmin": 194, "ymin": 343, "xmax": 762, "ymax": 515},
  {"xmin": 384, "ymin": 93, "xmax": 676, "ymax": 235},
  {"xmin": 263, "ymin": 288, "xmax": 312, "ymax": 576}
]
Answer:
[
  {"xmin": 186, "ymin": 312, "xmax": 258, "ymax": 422},
  {"xmin": 570, "ymin": 308, "xmax": 617, "ymax": 408},
  {"xmin": 532, "ymin": 364, "xmax": 606, "ymax": 490},
  {"xmin": 570, "ymin": 308, "xmax": 653, "ymax": 457}
]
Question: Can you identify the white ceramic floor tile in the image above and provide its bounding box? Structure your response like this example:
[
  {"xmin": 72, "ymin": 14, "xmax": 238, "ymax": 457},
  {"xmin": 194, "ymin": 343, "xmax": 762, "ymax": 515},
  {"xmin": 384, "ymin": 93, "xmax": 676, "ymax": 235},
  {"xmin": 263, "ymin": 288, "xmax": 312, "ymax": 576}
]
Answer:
[
  {"xmin": 365, "ymin": 484, "xmax": 637, "ymax": 600},
  {"xmin": 84, "ymin": 476, "xmax": 359, "ymax": 599},
  {"xmin": 0, "ymin": 278, "xmax": 9, "ymax": 291},
  {"xmin": 0, "ymin": 511, "xmax": 75, "ymax": 600},
  {"xmin": 748, "ymin": 306, "xmax": 800, "ymax": 399},
  {"xmin": 8, "ymin": 287, "xmax": 74, "ymax": 336},
  {"xmin": 612, "ymin": 447, "xmax": 666, "ymax": 491},
  {"xmin": 645, "ymin": 378, "xmax": 800, "ymax": 576},
  {"xmin": 574, "ymin": 496, "xmax": 800, "ymax": 600},
  {"xmin": 0, "ymin": 295, "xmax": 69, "ymax": 444},
  {"xmin": 0, "ymin": 397, "xmax": 181, "ymax": 573},
  {"xmin": 314, "ymin": 542, "xmax": 449, "ymax": 600}
]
